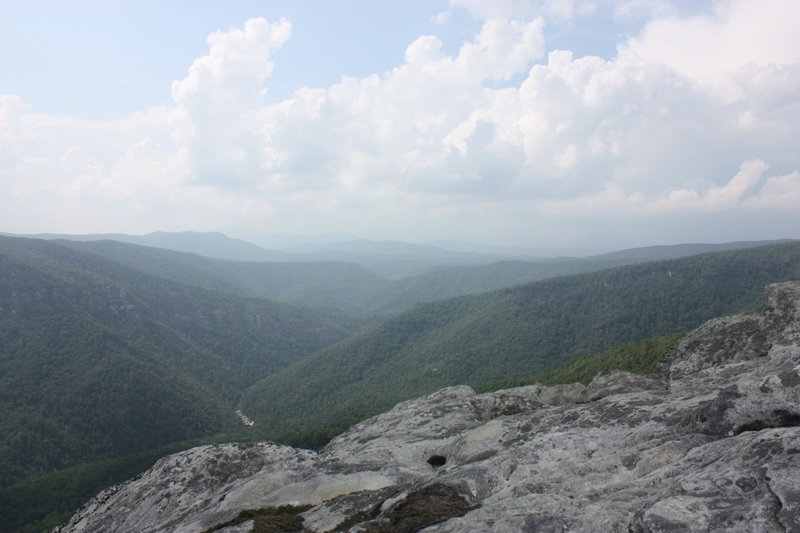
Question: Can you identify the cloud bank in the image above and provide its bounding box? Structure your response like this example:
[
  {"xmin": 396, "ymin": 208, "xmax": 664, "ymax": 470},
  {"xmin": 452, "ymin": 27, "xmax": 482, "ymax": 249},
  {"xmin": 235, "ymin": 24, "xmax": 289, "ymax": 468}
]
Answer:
[{"xmin": 1, "ymin": 0, "xmax": 799, "ymax": 249}]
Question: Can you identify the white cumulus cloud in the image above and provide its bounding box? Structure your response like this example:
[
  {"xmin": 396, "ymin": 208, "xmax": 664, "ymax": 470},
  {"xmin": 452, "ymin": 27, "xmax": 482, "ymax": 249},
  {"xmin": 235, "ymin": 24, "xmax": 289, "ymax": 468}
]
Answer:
[
  {"xmin": 1, "ymin": 3, "xmax": 799, "ymax": 246},
  {"xmin": 623, "ymin": 0, "xmax": 800, "ymax": 101},
  {"xmin": 171, "ymin": 17, "xmax": 292, "ymax": 186}
]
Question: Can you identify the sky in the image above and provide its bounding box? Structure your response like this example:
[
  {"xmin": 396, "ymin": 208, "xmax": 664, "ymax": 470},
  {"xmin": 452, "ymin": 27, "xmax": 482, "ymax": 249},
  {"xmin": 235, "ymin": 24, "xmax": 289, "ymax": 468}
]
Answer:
[{"xmin": 1, "ymin": 0, "xmax": 799, "ymax": 252}]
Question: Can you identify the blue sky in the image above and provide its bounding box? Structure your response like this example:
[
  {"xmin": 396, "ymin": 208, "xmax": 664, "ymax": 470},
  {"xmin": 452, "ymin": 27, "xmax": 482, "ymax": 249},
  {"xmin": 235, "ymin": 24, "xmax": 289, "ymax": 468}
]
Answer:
[
  {"xmin": 1, "ymin": 0, "xmax": 640, "ymax": 118},
  {"xmin": 2, "ymin": 1, "xmax": 470, "ymax": 118},
  {"xmin": 1, "ymin": 0, "xmax": 799, "ymax": 251}
]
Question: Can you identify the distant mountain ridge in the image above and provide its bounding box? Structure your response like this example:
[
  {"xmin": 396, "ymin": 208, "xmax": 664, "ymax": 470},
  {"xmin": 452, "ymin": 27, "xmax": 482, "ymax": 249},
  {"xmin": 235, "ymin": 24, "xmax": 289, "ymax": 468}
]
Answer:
[
  {"xmin": 53, "ymin": 238, "xmax": 391, "ymax": 316},
  {"xmin": 366, "ymin": 239, "xmax": 797, "ymax": 314},
  {"xmin": 281, "ymin": 239, "xmax": 492, "ymax": 260},
  {"xmin": 8, "ymin": 231, "xmax": 522, "ymax": 278},
  {"xmin": 8, "ymin": 232, "xmax": 797, "ymax": 317},
  {"xmin": 7, "ymin": 231, "xmax": 289, "ymax": 262},
  {"xmin": 11, "ymin": 231, "xmax": 795, "ymax": 266},
  {"xmin": 590, "ymin": 239, "xmax": 795, "ymax": 261}
]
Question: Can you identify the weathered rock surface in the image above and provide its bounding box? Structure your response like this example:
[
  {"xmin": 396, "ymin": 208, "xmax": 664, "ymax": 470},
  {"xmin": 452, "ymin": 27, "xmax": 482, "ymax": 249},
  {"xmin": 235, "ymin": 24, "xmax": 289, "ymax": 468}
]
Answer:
[{"xmin": 55, "ymin": 282, "xmax": 800, "ymax": 533}]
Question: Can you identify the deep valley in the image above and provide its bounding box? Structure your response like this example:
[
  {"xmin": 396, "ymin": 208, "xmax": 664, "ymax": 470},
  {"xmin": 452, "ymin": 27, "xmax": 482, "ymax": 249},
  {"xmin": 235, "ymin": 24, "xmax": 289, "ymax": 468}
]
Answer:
[{"xmin": 1, "ymin": 232, "xmax": 799, "ymax": 532}]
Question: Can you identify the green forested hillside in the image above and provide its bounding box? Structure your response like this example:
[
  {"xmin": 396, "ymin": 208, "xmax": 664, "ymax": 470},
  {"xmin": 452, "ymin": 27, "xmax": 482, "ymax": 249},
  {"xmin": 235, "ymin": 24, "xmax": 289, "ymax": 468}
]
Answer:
[
  {"xmin": 0, "ymin": 236, "xmax": 359, "ymax": 488},
  {"xmin": 0, "ymin": 434, "xmax": 236, "ymax": 533},
  {"xmin": 240, "ymin": 241, "xmax": 800, "ymax": 437},
  {"xmin": 589, "ymin": 239, "xmax": 793, "ymax": 262},
  {"xmin": 30, "ymin": 235, "xmax": 794, "ymax": 318},
  {"xmin": 366, "ymin": 239, "xmax": 795, "ymax": 314},
  {"xmin": 475, "ymin": 332, "xmax": 686, "ymax": 392},
  {"xmin": 368, "ymin": 258, "xmax": 640, "ymax": 314},
  {"xmin": 4, "ymin": 235, "xmax": 800, "ymax": 533},
  {"xmin": 0, "ymin": 331, "xmax": 683, "ymax": 533},
  {"xmin": 57, "ymin": 239, "xmax": 391, "ymax": 315}
]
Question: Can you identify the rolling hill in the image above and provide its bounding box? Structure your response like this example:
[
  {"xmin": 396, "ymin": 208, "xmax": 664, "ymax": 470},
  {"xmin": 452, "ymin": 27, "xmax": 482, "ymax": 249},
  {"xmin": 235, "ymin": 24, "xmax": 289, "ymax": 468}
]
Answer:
[
  {"xmin": 13, "ymin": 232, "xmax": 520, "ymax": 278},
  {"xmin": 38, "ymin": 234, "xmax": 798, "ymax": 319},
  {"xmin": 10, "ymin": 231, "xmax": 290, "ymax": 262},
  {"xmin": 240, "ymin": 241, "xmax": 800, "ymax": 437},
  {"xmin": 53, "ymin": 238, "xmax": 391, "ymax": 316},
  {"xmin": 0, "ymin": 235, "xmax": 360, "ymax": 487},
  {"xmin": 365, "ymin": 239, "xmax": 796, "ymax": 314}
]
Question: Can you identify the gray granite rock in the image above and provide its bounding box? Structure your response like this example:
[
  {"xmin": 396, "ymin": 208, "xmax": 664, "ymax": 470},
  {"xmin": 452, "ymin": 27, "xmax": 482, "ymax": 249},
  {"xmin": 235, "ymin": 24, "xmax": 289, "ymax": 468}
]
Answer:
[{"xmin": 55, "ymin": 281, "xmax": 800, "ymax": 533}]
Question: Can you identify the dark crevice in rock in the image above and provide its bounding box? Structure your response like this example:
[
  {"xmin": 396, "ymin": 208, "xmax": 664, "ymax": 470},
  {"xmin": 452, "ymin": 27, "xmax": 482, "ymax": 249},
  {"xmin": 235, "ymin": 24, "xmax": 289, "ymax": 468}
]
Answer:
[
  {"xmin": 426, "ymin": 455, "xmax": 447, "ymax": 468},
  {"xmin": 735, "ymin": 410, "xmax": 800, "ymax": 435}
]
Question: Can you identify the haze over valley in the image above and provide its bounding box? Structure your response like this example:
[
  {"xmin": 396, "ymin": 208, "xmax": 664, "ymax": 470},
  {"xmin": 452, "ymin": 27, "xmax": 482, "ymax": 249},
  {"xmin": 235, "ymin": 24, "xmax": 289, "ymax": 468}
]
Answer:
[
  {"xmin": 2, "ymin": 1, "xmax": 800, "ymax": 531},
  {"xmin": 2, "ymin": 231, "xmax": 800, "ymax": 531}
]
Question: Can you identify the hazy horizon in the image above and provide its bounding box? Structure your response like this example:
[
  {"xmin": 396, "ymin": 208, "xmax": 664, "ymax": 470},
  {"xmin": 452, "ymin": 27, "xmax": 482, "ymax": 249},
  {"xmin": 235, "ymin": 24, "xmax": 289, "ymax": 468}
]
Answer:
[
  {"xmin": 8, "ymin": 227, "xmax": 798, "ymax": 260},
  {"xmin": 2, "ymin": 0, "xmax": 799, "ymax": 250}
]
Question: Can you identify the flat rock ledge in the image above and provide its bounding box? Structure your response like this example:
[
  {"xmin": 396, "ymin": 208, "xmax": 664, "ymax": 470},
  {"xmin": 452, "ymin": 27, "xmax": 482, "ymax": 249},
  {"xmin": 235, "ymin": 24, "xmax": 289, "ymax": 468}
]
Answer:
[{"xmin": 55, "ymin": 282, "xmax": 800, "ymax": 533}]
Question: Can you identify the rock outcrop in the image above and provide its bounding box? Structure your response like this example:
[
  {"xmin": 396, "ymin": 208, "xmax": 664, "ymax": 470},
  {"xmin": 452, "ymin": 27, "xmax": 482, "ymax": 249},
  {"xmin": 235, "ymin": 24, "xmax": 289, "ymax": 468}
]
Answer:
[{"xmin": 55, "ymin": 282, "xmax": 800, "ymax": 533}]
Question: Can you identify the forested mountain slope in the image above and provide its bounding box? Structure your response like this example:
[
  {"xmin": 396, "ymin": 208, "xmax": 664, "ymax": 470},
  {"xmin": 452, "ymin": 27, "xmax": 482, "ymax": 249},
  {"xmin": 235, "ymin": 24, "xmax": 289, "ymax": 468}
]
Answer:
[
  {"xmin": 241, "ymin": 241, "xmax": 800, "ymax": 437},
  {"xmin": 4, "ymin": 237, "xmax": 799, "ymax": 533},
  {"xmin": 0, "ymin": 332, "xmax": 681, "ymax": 533},
  {"xmin": 53, "ymin": 236, "xmax": 797, "ymax": 318},
  {"xmin": 367, "ymin": 239, "xmax": 795, "ymax": 314},
  {"xmin": 15, "ymin": 232, "xmax": 516, "ymax": 279},
  {"xmin": 52, "ymin": 281, "xmax": 800, "ymax": 533},
  {"xmin": 589, "ymin": 239, "xmax": 793, "ymax": 261},
  {"xmin": 0, "ymin": 236, "xmax": 359, "ymax": 487},
  {"xmin": 56, "ymin": 239, "xmax": 391, "ymax": 316}
]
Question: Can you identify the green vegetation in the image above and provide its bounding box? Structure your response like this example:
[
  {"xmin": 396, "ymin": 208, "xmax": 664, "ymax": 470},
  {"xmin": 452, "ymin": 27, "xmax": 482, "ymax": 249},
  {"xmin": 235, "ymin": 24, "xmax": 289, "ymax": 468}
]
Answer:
[
  {"xmin": 202, "ymin": 504, "xmax": 313, "ymax": 533},
  {"xmin": 24, "ymin": 230, "xmax": 289, "ymax": 262},
  {"xmin": 56, "ymin": 236, "xmax": 794, "ymax": 317},
  {"xmin": 273, "ymin": 413, "xmax": 376, "ymax": 451},
  {"xmin": 0, "ymin": 331, "xmax": 679, "ymax": 533},
  {"xmin": 0, "ymin": 437, "xmax": 222, "ymax": 533},
  {"xmin": 241, "ymin": 242, "xmax": 800, "ymax": 438},
  {"xmin": 0, "ymin": 235, "xmax": 360, "ymax": 487},
  {"xmin": 2, "ymin": 234, "xmax": 799, "ymax": 533},
  {"xmin": 59, "ymin": 238, "xmax": 391, "ymax": 316},
  {"xmin": 333, "ymin": 239, "xmax": 795, "ymax": 315},
  {"xmin": 475, "ymin": 332, "xmax": 685, "ymax": 392},
  {"xmin": 365, "ymin": 483, "xmax": 473, "ymax": 533}
]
